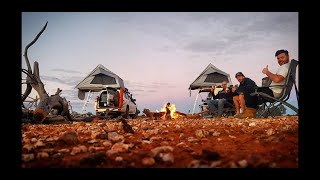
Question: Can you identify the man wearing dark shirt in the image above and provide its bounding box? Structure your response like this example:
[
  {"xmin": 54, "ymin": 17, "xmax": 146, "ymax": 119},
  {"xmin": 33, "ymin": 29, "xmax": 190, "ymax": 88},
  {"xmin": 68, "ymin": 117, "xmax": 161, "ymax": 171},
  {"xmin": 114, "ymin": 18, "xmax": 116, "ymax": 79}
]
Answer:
[
  {"xmin": 232, "ymin": 72, "xmax": 258, "ymax": 118},
  {"xmin": 207, "ymin": 81, "xmax": 233, "ymax": 117}
]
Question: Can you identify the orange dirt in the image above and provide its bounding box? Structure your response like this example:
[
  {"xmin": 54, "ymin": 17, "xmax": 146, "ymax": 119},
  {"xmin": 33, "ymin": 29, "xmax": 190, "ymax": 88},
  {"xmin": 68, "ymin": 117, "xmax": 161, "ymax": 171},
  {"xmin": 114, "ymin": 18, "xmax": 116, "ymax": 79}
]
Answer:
[{"xmin": 21, "ymin": 115, "xmax": 298, "ymax": 168}]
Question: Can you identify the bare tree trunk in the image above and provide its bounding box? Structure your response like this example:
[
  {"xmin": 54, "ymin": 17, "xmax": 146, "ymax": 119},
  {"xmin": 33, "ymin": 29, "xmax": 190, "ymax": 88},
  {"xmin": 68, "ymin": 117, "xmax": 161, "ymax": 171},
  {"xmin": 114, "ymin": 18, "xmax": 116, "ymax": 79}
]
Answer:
[{"xmin": 21, "ymin": 21, "xmax": 95, "ymax": 123}]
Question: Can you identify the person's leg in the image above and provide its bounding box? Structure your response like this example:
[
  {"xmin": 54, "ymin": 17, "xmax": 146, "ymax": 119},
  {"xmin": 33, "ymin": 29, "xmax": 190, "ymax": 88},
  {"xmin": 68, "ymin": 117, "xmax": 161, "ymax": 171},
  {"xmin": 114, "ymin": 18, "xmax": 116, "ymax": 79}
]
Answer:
[
  {"xmin": 243, "ymin": 92, "xmax": 257, "ymax": 109},
  {"xmin": 207, "ymin": 100, "xmax": 218, "ymax": 115},
  {"xmin": 233, "ymin": 96, "xmax": 240, "ymax": 114},
  {"xmin": 217, "ymin": 99, "xmax": 226, "ymax": 117},
  {"xmin": 238, "ymin": 92, "xmax": 258, "ymax": 119},
  {"xmin": 257, "ymin": 87, "xmax": 274, "ymax": 97},
  {"xmin": 239, "ymin": 94, "xmax": 246, "ymax": 113},
  {"xmin": 256, "ymin": 87, "xmax": 274, "ymax": 105}
]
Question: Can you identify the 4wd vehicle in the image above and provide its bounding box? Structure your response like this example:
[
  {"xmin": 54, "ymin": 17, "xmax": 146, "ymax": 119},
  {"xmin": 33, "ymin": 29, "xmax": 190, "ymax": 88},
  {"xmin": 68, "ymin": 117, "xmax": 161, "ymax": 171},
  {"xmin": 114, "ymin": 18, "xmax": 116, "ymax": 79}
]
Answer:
[{"xmin": 94, "ymin": 87, "xmax": 138, "ymax": 119}]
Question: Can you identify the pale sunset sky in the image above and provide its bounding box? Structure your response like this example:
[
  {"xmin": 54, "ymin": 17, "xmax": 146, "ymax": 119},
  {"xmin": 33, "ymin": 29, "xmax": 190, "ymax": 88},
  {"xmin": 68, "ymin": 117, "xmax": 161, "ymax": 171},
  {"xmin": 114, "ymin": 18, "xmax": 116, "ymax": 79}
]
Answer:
[{"xmin": 21, "ymin": 12, "xmax": 299, "ymax": 114}]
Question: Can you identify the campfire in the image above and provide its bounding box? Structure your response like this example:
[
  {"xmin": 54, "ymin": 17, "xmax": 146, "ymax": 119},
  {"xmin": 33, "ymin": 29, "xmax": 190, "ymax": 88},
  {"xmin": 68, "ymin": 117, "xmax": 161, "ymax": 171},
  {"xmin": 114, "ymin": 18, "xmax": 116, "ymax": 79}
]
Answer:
[
  {"xmin": 156, "ymin": 102, "xmax": 186, "ymax": 119},
  {"xmin": 160, "ymin": 102, "xmax": 176, "ymax": 119}
]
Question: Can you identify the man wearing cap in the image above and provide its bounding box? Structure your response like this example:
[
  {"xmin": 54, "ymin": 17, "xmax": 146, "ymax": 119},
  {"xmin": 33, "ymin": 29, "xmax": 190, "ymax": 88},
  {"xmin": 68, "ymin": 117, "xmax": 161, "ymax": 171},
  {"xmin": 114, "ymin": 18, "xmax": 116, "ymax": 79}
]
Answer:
[{"xmin": 232, "ymin": 72, "xmax": 258, "ymax": 118}]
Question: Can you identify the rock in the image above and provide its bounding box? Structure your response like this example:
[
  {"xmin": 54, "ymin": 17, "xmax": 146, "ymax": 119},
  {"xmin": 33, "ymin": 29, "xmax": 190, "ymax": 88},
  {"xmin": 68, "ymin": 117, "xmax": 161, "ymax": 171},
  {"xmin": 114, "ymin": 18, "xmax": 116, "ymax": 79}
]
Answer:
[
  {"xmin": 210, "ymin": 160, "xmax": 222, "ymax": 168},
  {"xmin": 79, "ymin": 145, "xmax": 88, "ymax": 153},
  {"xmin": 188, "ymin": 160, "xmax": 200, "ymax": 168},
  {"xmin": 70, "ymin": 147, "xmax": 81, "ymax": 155},
  {"xmin": 143, "ymin": 129, "xmax": 159, "ymax": 138},
  {"xmin": 102, "ymin": 141, "xmax": 113, "ymax": 149},
  {"xmin": 151, "ymin": 146, "xmax": 174, "ymax": 157},
  {"xmin": 115, "ymin": 156, "xmax": 123, "ymax": 162},
  {"xmin": 160, "ymin": 141, "xmax": 169, "ymax": 146},
  {"xmin": 266, "ymin": 129, "xmax": 275, "ymax": 136},
  {"xmin": 22, "ymin": 154, "xmax": 35, "ymax": 162},
  {"xmin": 91, "ymin": 131, "xmax": 108, "ymax": 139},
  {"xmin": 195, "ymin": 129, "xmax": 208, "ymax": 138},
  {"xmin": 238, "ymin": 159, "xmax": 248, "ymax": 168},
  {"xmin": 108, "ymin": 132, "xmax": 124, "ymax": 143},
  {"xmin": 36, "ymin": 152, "xmax": 49, "ymax": 159},
  {"xmin": 87, "ymin": 139, "xmax": 99, "ymax": 144},
  {"xmin": 142, "ymin": 157, "xmax": 155, "ymax": 166},
  {"xmin": 160, "ymin": 153, "xmax": 174, "ymax": 163},
  {"xmin": 58, "ymin": 148, "xmax": 70, "ymax": 153},
  {"xmin": 58, "ymin": 131, "xmax": 79, "ymax": 145},
  {"xmin": 22, "ymin": 144, "xmax": 34, "ymax": 153},
  {"xmin": 229, "ymin": 161, "xmax": 238, "ymax": 168},
  {"xmin": 89, "ymin": 146, "xmax": 105, "ymax": 152},
  {"xmin": 111, "ymin": 143, "xmax": 129, "ymax": 153},
  {"xmin": 34, "ymin": 141, "xmax": 45, "ymax": 148}
]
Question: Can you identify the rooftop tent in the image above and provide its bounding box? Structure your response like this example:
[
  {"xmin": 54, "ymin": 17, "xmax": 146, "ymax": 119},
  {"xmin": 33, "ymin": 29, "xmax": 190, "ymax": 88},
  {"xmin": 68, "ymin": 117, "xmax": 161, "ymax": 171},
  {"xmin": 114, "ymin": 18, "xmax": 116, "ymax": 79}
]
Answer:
[
  {"xmin": 189, "ymin": 63, "xmax": 233, "ymax": 91},
  {"xmin": 75, "ymin": 64, "xmax": 125, "ymax": 100},
  {"xmin": 188, "ymin": 63, "xmax": 233, "ymax": 114}
]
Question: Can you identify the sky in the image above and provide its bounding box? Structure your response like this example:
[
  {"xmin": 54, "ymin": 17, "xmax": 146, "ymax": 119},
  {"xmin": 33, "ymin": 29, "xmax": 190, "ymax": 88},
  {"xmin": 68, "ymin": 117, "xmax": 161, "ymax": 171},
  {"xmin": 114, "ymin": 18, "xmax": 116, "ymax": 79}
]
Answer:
[{"xmin": 21, "ymin": 12, "xmax": 299, "ymax": 115}]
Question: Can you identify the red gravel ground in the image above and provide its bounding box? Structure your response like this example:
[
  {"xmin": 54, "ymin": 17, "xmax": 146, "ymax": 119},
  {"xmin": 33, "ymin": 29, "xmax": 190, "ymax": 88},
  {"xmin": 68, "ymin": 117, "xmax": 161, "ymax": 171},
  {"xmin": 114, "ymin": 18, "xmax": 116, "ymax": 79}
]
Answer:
[{"xmin": 21, "ymin": 115, "xmax": 298, "ymax": 168}]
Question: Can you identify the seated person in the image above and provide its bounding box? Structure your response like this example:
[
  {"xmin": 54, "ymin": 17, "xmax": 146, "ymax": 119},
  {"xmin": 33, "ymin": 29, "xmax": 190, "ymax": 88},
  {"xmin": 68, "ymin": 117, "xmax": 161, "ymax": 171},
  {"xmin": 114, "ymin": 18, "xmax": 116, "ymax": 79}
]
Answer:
[
  {"xmin": 261, "ymin": 49, "xmax": 291, "ymax": 98},
  {"xmin": 207, "ymin": 81, "xmax": 233, "ymax": 117},
  {"xmin": 232, "ymin": 72, "xmax": 258, "ymax": 118}
]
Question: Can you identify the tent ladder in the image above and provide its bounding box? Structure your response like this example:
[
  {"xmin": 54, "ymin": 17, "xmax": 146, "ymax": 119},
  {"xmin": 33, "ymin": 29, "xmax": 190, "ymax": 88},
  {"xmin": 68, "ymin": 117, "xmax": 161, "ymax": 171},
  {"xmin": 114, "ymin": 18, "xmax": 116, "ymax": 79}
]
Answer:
[
  {"xmin": 192, "ymin": 93, "xmax": 199, "ymax": 114},
  {"xmin": 81, "ymin": 90, "xmax": 93, "ymax": 114}
]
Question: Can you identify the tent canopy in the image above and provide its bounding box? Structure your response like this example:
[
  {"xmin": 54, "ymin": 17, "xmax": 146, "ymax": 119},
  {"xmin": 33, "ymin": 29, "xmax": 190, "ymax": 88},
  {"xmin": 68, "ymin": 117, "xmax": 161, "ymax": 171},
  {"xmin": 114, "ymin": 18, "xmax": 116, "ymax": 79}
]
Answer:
[
  {"xmin": 189, "ymin": 63, "xmax": 232, "ymax": 90},
  {"xmin": 75, "ymin": 64, "xmax": 125, "ymax": 100}
]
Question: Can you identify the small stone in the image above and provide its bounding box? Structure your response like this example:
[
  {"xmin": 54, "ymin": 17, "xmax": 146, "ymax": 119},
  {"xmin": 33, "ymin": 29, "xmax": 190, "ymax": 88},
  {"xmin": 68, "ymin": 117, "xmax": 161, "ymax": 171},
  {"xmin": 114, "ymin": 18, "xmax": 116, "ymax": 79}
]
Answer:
[
  {"xmin": 160, "ymin": 153, "xmax": 174, "ymax": 163},
  {"xmin": 70, "ymin": 147, "xmax": 81, "ymax": 155},
  {"xmin": 31, "ymin": 138, "xmax": 37, "ymax": 143},
  {"xmin": 210, "ymin": 160, "xmax": 222, "ymax": 168},
  {"xmin": 22, "ymin": 144, "xmax": 34, "ymax": 153},
  {"xmin": 142, "ymin": 157, "xmax": 155, "ymax": 166},
  {"xmin": 78, "ymin": 145, "xmax": 88, "ymax": 153},
  {"xmin": 34, "ymin": 141, "xmax": 45, "ymax": 148},
  {"xmin": 188, "ymin": 160, "xmax": 200, "ymax": 168},
  {"xmin": 115, "ymin": 156, "xmax": 123, "ymax": 162},
  {"xmin": 22, "ymin": 154, "xmax": 35, "ymax": 162},
  {"xmin": 36, "ymin": 152, "xmax": 49, "ymax": 159},
  {"xmin": 238, "ymin": 159, "xmax": 248, "ymax": 168}
]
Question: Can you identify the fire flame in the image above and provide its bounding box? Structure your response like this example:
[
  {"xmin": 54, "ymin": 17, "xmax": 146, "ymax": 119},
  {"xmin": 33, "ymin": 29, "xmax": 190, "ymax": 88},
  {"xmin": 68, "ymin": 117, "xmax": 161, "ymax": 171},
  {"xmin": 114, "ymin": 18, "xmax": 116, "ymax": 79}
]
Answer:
[{"xmin": 160, "ymin": 103, "xmax": 177, "ymax": 119}]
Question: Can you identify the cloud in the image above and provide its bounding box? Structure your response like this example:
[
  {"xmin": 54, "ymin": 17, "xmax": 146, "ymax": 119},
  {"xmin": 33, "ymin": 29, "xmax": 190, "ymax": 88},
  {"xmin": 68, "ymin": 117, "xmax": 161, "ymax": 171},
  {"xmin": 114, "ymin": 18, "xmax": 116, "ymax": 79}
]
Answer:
[
  {"xmin": 125, "ymin": 80, "xmax": 176, "ymax": 94},
  {"xmin": 184, "ymin": 40, "xmax": 229, "ymax": 53},
  {"xmin": 164, "ymin": 12, "xmax": 298, "ymax": 57},
  {"xmin": 51, "ymin": 68, "xmax": 83, "ymax": 74},
  {"xmin": 146, "ymin": 89, "xmax": 157, "ymax": 93},
  {"xmin": 41, "ymin": 75, "xmax": 84, "ymax": 86},
  {"xmin": 41, "ymin": 76, "xmax": 66, "ymax": 85}
]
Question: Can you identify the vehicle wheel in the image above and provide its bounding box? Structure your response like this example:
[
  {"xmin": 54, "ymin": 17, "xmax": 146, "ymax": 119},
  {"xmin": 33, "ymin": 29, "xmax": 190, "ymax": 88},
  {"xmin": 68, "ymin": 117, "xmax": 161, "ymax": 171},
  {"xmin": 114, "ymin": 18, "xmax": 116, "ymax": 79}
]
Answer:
[
  {"xmin": 131, "ymin": 108, "xmax": 138, "ymax": 119},
  {"xmin": 123, "ymin": 106, "xmax": 130, "ymax": 119}
]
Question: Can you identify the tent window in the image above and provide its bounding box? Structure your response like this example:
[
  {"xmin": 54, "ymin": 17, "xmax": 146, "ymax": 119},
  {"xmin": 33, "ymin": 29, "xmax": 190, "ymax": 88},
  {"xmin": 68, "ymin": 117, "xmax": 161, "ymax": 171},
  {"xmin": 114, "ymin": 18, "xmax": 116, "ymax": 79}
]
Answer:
[
  {"xmin": 91, "ymin": 73, "xmax": 116, "ymax": 85},
  {"xmin": 204, "ymin": 72, "xmax": 229, "ymax": 83}
]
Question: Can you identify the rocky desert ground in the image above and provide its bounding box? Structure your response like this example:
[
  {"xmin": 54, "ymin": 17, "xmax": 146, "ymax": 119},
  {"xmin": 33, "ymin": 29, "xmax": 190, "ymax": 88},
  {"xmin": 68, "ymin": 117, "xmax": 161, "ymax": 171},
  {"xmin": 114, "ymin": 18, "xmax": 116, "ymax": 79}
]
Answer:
[{"xmin": 21, "ymin": 115, "xmax": 298, "ymax": 168}]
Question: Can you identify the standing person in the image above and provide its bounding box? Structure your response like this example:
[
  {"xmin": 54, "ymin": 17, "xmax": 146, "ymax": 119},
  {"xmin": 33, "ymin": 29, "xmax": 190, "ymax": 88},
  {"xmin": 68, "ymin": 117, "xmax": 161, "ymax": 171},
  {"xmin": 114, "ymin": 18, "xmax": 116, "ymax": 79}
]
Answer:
[
  {"xmin": 207, "ymin": 81, "xmax": 233, "ymax": 117},
  {"xmin": 232, "ymin": 72, "xmax": 258, "ymax": 118},
  {"xmin": 261, "ymin": 49, "xmax": 291, "ymax": 98}
]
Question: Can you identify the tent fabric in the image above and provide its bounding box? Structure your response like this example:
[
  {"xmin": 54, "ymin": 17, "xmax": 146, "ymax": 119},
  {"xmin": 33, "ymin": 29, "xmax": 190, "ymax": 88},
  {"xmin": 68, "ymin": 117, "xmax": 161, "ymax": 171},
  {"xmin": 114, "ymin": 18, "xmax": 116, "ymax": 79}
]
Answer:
[
  {"xmin": 189, "ymin": 63, "xmax": 232, "ymax": 90},
  {"xmin": 75, "ymin": 64, "xmax": 125, "ymax": 96}
]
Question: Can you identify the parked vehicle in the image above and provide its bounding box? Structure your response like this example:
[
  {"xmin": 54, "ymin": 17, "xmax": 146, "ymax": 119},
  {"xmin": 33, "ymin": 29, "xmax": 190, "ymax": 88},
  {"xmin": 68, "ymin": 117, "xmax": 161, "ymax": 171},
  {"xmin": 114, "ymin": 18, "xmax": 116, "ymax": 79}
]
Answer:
[{"xmin": 94, "ymin": 87, "xmax": 138, "ymax": 119}]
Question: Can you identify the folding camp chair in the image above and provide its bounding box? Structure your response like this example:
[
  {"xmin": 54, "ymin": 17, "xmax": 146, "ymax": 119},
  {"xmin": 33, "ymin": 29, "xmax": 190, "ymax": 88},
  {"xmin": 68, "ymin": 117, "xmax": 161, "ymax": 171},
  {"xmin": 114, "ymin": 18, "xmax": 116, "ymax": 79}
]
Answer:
[
  {"xmin": 199, "ymin": 87, "xmax": 236, "ymax": 117},
  {"xmin": 250, "ymin": 59, "xmax": 299, "ymax": 117}
]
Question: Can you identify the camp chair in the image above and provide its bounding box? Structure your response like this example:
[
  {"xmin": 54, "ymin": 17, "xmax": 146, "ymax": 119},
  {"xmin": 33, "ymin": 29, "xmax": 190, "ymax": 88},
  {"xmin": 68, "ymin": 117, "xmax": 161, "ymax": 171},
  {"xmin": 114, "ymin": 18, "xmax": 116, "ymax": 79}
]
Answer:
[
  {"xmin": 199, "ymin": 88, "xmax": 236, "ymax": 117},
  {"xmin": 250, "ymin": 59, "xmax": 299, "ymax": 117}
]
